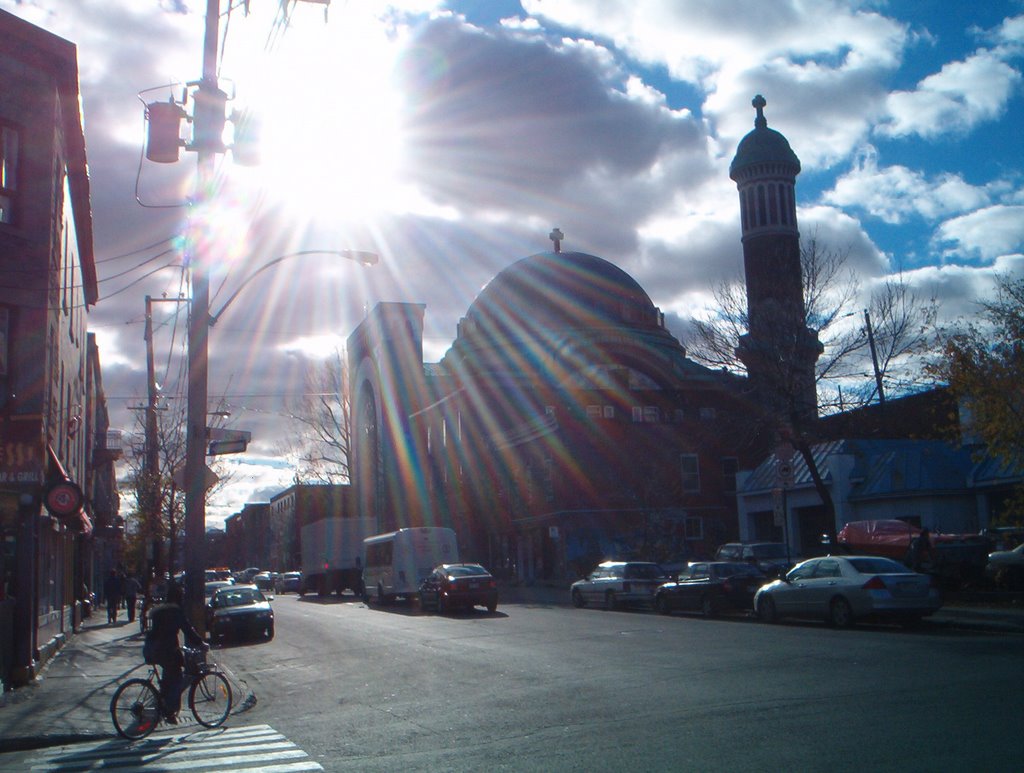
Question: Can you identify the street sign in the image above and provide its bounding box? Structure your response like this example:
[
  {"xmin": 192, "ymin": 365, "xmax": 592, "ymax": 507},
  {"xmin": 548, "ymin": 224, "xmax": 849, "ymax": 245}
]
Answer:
[
  {"xmin": 206, "ymin": 427, "xmax": 251, "ymax": 443},
  {"xmin": 208, "ymin": 439, "xmax": 248, "ymax": 455}
]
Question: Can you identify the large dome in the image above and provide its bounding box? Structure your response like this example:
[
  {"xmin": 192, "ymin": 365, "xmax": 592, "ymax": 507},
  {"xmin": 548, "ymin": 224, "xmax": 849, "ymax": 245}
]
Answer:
[{"xmin": 465, "ymin": 251, "xmax": 662, "ymax": 334}]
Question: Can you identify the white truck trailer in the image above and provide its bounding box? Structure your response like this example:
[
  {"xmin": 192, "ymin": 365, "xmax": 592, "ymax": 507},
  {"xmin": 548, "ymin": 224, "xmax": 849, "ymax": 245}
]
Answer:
[{"xmin": 300, "ymin": 517, "xmax": 377, "ymax": 596}]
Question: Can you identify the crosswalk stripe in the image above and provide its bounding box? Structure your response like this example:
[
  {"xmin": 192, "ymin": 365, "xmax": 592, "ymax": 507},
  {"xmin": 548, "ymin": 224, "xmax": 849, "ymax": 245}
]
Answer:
[{"xmin": 26, "ymin": 724, "xmax": 323, "ymax": 772}]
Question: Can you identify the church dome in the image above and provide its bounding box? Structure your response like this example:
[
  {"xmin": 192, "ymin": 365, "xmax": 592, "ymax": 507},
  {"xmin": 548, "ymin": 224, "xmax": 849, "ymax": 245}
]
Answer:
[
  {"xmin": 465, "ymin": 250, "xmax": 662, "ymax": 335},
  {"xmin": 729, "ymin": 94, "xmax": 800, "ymax": 180}
]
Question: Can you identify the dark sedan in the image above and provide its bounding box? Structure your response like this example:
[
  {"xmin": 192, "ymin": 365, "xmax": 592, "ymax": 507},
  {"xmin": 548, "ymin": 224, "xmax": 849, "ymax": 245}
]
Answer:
[
  {"xmin": 419, "ymin": 563, "xmax": 498, "ymax": 614},
  {"xmin": 654, "ymin": 561, "xmax": 767, "ymax": 617},
  {"xmin": 207, "ymin": 584, "xmax": 275, "ymax": 643}
]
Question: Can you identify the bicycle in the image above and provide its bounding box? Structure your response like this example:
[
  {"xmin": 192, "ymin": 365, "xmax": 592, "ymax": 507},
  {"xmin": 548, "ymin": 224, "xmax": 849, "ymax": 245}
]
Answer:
[{"xmin": 110, "ymin": 646, "xmax": 232, "ymax": 740}]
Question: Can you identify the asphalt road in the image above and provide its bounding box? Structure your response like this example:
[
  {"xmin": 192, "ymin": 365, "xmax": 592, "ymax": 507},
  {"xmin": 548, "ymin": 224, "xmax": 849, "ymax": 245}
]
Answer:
[{"xmin": 215, "ymin": 593, "xmax": 1022, "ymax": 772}]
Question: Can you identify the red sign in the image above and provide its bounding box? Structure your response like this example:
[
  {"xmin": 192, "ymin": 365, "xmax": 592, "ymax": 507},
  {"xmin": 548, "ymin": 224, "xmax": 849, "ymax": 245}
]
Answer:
[{"xmin": 45, "ymin": 480, "xmax": 84, "ymax": 517}]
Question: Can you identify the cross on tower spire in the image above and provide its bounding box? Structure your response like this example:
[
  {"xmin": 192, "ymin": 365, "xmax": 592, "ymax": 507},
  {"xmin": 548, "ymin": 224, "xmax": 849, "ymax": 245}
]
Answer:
[{"xmin": 752, "ymin": 94, "xmax": 767, "ymax": 129}]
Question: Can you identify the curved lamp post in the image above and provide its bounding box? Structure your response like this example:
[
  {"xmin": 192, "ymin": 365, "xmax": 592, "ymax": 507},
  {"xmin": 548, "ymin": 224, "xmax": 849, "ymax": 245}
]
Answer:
[{"xmin": 209, "ymin": 249, "xmax": 379, "ymax": 327}]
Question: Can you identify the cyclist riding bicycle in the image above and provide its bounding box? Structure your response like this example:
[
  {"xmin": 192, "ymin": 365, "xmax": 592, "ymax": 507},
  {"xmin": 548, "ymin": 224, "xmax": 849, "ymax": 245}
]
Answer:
[{"xmin": 142, "ymin": 580, "xmax": 207, "ymax": 723}]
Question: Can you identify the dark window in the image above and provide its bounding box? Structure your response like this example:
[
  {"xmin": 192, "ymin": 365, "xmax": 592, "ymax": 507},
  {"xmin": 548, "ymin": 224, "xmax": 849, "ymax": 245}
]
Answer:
[
  {"xmin": 0, "ymin": 124, "xmax": 18, "ymax": 225},
  {"xmin": 722, "ymin": 457, "xmax": 738, "ymax": 493},
  {"xmin": 681, "ymin": 454, "xmax": 700, "ymax": 493}
]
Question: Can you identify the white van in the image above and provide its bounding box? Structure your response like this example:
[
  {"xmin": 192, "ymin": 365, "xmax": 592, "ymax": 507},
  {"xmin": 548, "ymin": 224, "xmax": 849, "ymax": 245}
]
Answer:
[{"xmin": 362, "ymin": 527, "xmax": 458, "ymax": 604}]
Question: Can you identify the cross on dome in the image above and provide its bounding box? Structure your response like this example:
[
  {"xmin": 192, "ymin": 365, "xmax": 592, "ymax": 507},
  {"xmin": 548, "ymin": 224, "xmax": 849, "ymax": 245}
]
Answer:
[
  {"xmin": 549, "ymin": 227, "xmax": 564, "ymax": 253},
  {"xmin": 752, "ymin": 94, "xmax": 767, "ymax": 129}
]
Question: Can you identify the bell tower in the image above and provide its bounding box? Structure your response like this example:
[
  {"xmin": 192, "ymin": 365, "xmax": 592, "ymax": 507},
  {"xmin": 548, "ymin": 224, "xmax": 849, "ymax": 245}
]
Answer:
[{"xmin": 729, "ymin": 95, "xmax": 821, "ymax": 426}]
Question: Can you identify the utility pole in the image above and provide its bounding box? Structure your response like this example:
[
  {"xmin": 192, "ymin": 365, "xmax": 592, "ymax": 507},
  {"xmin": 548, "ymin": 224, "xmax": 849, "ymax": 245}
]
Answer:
[
  {"xmin": 143, "ymin": 297, "xmax": 161, "ymax": 587},
  {"xmin": 864, "ymin": 309, "xmax": 885, "ymax": 406},
  {"xmin": 183, "ymin": 0, "xmax": 223, "ymax": 631}
]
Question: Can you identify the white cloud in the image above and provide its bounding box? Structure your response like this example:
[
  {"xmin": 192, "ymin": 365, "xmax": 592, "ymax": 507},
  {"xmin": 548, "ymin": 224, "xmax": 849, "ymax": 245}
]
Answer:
[
  {"xmin": 934, "ymin": 205, "xmax": 1024, "ymax": 261},
  {"xmin": 880, "ymin": 50, "xmax": 1022, "ymax": 138},
  {"xmin": 825, "ymin": 147, "xmax": 991, "ymax": 224}
]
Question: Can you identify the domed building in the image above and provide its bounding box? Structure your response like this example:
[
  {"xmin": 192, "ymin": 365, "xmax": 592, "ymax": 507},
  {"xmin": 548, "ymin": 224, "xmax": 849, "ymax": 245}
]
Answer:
[{"xmin": 347, "ymin": 97, "xmax": 809, "ymax": 580}]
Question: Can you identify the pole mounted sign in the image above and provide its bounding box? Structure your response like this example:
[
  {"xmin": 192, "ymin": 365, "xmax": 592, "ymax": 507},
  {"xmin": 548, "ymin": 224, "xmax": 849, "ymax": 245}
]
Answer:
[{"xmin": 206, "ymin": 427, "xmax": 251, "ymax": 456}]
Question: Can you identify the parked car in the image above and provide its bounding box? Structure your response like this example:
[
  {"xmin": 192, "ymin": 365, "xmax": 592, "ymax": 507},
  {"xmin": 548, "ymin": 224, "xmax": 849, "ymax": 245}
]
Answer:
[
  {"xmin": 253, "ymin": 572, "xmax": 278, "ymax": 592},
  {"xmin": 985, "ymin": 543, "xmax": 1024, "ymax": 589},
  {"xmin": 275, "ymin": 571, "xmax": 302, "ymax": 594},
  {"xmin": 203, "ymin": 580, "xmax": 234, "ymax": 605},
  {"xmin": 715, "ymin": 542, "xmax": 796, "ymax": 577},
  {"xmin": 753, "ymin": 555, "xmax": 942, "ymax": 627},
  {"xmin": 654, "ymin": 561, "xmax": 767, "ymax": 617},
  {"xmin": 419, "ymin": 563, "xmax": 498, "ymax": 613},
  {"xmin": 207, "ymin": 584, "xmax": 275, "ymax": 642},
  {"xmin": 570, "ymin": 561, "xmax": 668, "ymax": 610}
]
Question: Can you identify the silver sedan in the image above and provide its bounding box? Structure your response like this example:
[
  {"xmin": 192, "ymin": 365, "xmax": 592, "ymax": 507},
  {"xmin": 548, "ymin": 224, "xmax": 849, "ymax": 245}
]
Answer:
[{"xmin": 753, "ymin": 555, "xmax": 942, "ymax": 627}]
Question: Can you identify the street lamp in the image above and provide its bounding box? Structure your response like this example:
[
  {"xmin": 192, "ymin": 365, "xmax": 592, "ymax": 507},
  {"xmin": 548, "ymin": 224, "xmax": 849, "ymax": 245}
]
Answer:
[
  {"xmin": 183, "ymin": 247, "xmax": 376, "ymax": 630},
  {"xmin": 209, "ymin": 249, "xmax": 378, "ymax": 327}
]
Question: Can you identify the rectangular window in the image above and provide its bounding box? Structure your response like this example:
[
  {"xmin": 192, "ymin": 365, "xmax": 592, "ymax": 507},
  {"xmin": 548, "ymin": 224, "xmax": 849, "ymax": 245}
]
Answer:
[
  {"xmin": 632, "ymin": 406, "xmax": 643, "ymax": 423},
  {"xmin": 699, "ymin": 406, "xmax": 716, "ymax": 421},
  {"xmin": 603, "ymin": 405, "xmax": 615, "ymax": 419},
  {"xmin": 643, "ymin": 406, "xmax": 659, "ymax": 423},
  {"xmin": 681, "ymin": 453, "xmax": 700, "ymax": 493},
  {"xmin": 722, "ymin": 457, "xmax": 738, "ymax": 494},
  {"xmin": 0, "ymin": 125, "xmax": 18, "ymax": 225},
  {"xmin": 685, "ymin": 517, "xmax": 704, "ymax": 540},
  {"xmin": 586, "ymin": 405, "xmax": 602, "ymax": 418}
]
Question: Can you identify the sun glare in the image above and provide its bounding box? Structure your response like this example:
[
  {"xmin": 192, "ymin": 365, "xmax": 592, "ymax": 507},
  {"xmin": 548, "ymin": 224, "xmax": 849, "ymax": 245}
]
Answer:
[{"xmin": 225, "ymin": 7, "xmax": 409, "ymax": 223}]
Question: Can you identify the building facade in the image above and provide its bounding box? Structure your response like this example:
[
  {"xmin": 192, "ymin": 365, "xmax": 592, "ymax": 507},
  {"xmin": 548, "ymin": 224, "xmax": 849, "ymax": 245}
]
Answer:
[{"xmin": 0, "ymin": 11, "xmax": 115, "ymax": 688}]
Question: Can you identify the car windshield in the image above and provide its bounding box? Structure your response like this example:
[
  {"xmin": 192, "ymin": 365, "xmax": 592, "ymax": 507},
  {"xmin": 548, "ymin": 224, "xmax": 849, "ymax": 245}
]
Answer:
[
  {"xmin": 751, "ymin": 544, "xmax": 787, "ymax": 558},
  {"xmin": 445, "ymin": 564, "xmax": 488, "ymax": 577},
  {"xmin": 214, "ymin": 588, "xmax": 265, "ymax": 607},
  {"xmin": 625, "ymin": 564, "xmax": 665, "ymax": 580},
  {"xmin": 847, "ymin": 557, "xmax": 913, "ymax": 575}
]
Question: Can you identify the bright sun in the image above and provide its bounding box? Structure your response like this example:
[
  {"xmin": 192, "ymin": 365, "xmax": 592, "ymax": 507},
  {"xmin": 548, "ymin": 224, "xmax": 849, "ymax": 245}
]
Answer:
[{"xmin": 225, "ymin": 6, "xmax": 409, "ymax": 223}]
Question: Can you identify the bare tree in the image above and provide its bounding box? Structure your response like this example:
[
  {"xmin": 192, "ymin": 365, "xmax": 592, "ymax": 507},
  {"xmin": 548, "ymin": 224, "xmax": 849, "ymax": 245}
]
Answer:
[
  {"xmin": 277, "ymin": 349, "xmax": 351, "ymax": 484},
  {"xmin": 688, "ymin": 237, "xmax": 933, "ymax": 413},
  {"xmin": 686, "ymin": 236, "xmax": 934, "ymax": 532}
]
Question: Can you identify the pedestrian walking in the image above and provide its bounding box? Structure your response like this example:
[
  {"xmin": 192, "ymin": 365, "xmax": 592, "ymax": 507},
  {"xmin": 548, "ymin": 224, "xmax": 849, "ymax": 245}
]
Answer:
[
  {"xmin": 103, "ymin": 569, "xmax": 122, "ymax": 624},
  {"xmin": 123, "ymin": 573, "xmax": 141, "ymax": 623}
]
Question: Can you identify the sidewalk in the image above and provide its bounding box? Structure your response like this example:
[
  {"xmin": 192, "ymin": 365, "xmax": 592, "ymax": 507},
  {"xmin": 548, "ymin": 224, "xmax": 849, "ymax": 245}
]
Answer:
[
  {"xmin": 0, "ymin": 615, "xmax": 254, "ymax": 754},
  {"xmin": 1, "ymin": 589, "xmax": 1021, "ymax": 754}
]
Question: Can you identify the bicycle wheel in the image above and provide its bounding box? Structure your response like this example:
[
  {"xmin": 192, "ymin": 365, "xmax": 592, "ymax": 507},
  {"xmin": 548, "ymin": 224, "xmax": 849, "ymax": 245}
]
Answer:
[
  {"xmin": 189, "ymin": 670, "xmax": 232, "ymax": 728},
  {"xmin": 110, "ymin": 678, "xmax": 161, "ymax": 740}
]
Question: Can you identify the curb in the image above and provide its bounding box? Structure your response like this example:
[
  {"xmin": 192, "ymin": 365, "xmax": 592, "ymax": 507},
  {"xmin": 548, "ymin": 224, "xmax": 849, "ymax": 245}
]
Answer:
[{"xmin": 0, "ymin": 732, "xmax": 112, "ymax": 754}]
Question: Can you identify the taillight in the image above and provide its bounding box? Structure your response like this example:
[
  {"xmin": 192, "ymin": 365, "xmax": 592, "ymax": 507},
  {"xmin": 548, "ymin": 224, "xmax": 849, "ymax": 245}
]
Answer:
[{"xmin": 862, "ymin": 576, "xmax": 886, "ymax": 590}]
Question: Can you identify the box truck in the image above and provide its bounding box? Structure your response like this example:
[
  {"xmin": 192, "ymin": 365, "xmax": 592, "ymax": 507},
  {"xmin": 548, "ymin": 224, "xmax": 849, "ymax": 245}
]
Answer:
[{"xmin": 300, "ymin": 517, "xmax": 377, "ymax": 596}]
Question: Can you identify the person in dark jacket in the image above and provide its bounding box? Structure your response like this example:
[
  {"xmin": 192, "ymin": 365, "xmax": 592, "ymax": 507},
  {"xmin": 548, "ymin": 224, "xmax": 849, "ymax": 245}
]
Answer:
[
  {"xmin": 143, "ymin": 581, "xmax": 207, "ymax": 722},
  {"xmin": 123, "ymin": 574, "xmax": 141, "ymax": 623},
  {"xmin": 102, "ymin": 569, "xmax": 122, "ymax": 624}
]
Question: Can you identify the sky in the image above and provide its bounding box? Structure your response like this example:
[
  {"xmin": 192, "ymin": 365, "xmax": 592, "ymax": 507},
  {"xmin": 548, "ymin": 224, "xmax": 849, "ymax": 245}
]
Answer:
[{"xmin": 4, "ymin": 0, "xmax": 1023, "ymax": 530}]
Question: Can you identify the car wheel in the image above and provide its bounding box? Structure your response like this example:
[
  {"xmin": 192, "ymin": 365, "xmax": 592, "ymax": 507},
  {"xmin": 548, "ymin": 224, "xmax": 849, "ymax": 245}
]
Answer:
[
  {"xmin": 571, "ymin": 589, "xmax": 585, "ymax": 608},
  {"xmin": 605, "ymin": 591, "xmax": 618, "ymax": 611},
  {"xmin": 486, "ymin": 601, "xmax": 497, "ymax": 613},
  {"xmin": 757, "ymin": 595, "xmax": 777, "ymax": 623},
  {"xmin": 437, "ymin": 594, "xmax": 447, "ymax": 615},
  {"xmin": 655, "ymin": 593, "xmax": 671, "ymax": 616},
  {"xmin": 700, "ymin": 594, "xmax": 717, "ymax": 618},
  {"xmin": 265, "ymin": 624, "xmax": 275, "ymax": 641},
  {"xmin": 829, "ymin": 596, "xmax": 854, "ymax": 628}
]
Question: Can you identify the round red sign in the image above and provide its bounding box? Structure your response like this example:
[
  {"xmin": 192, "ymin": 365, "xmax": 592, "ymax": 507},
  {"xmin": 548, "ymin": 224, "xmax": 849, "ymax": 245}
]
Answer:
[{"xmin": 45, "ymin": 480, "xmax": 84, "ymax": 517}]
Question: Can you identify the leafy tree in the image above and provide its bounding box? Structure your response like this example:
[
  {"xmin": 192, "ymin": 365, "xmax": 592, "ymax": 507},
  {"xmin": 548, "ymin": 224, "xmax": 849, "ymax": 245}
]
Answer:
[
  {"xmin": 122, "ymin": 396, "xmax": 233, "ymax": 579},
  {"xmin": 929, "ymin": 274, "xmax": 1024, "ymax": 521}
]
